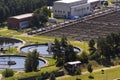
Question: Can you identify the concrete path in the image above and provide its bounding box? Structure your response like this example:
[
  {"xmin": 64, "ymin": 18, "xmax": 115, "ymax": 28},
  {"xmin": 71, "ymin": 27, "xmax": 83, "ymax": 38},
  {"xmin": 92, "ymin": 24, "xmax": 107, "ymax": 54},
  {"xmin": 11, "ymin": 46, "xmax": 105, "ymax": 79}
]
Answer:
[{"xmin": 0, "ymin": 74, "xmax": 2, "ymax": 80}]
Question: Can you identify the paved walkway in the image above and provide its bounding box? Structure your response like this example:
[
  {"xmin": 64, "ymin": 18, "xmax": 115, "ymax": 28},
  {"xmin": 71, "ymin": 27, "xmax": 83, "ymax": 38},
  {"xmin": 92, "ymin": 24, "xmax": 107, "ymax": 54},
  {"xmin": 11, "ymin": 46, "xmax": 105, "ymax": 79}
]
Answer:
[
  {"xmin": 0, "ymin": 74, "xmax": 2, "ymax": 80},
  {"xmin": 57, "ymin": 65, "xmax": 120, "ymax": 79}
]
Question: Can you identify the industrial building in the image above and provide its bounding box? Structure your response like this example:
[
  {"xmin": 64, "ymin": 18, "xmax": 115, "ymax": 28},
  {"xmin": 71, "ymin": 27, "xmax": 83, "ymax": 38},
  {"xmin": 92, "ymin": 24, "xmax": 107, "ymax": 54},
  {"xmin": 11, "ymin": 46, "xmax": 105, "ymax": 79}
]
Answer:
[
  {"xmin": 8, "ymin": 13, "xmax": 32, "ymax": 30},
  {"xmin": 53, "ymin": 0, "xmax": 100, "ymax": 19}
]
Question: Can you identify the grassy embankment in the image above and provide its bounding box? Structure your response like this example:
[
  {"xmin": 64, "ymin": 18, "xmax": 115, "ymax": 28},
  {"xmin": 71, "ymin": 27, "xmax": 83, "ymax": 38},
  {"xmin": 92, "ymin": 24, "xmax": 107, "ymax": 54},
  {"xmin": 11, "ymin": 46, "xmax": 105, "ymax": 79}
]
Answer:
[{"xmin": 58, "ymin": 66, "xmax": 120, "ymax": 80}]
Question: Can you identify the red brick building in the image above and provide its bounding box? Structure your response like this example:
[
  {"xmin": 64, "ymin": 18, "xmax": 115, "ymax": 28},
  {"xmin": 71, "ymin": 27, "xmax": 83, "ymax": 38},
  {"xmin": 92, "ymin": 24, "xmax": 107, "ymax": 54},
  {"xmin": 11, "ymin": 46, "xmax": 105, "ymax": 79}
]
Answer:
[{"xmin": 8, "ymin": 13, "xmax": 32, "ymax": 30}]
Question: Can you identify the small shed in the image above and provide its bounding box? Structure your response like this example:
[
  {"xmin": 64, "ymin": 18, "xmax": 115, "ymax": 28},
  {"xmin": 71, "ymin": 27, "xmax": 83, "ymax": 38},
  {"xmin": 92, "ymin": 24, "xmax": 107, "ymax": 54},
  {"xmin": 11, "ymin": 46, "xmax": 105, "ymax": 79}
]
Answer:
[{"xmin": 66, "ymin": 61, "xmax": 81, "ymax": 73}]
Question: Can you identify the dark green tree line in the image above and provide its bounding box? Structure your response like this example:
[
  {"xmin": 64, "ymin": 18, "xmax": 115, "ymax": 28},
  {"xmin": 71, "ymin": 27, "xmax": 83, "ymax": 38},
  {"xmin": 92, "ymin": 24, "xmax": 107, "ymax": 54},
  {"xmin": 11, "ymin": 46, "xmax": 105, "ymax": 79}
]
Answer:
[
  {"xmin": 0, "ymin": 0, "xmax": 57, "ymax": 24},
  {"xmin": 88, "ymin": 32, "xmax": 120, "ymax": 65}
]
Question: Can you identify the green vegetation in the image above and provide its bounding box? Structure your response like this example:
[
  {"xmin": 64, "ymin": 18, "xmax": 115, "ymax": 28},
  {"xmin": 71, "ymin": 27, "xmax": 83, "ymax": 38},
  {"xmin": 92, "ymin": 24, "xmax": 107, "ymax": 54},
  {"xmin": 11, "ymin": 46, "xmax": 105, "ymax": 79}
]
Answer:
[
  {"xmin": 2, "ymin": 69, "xmax": 14, "ymax": 78},
  {"xmin": 52, "ymin": 36, "xmax": 78, "ymax": 67},
  {"xmin": 4, "ymin": 47, "xmax": 19, "ymax": 54},
  {"xmin": 71, "ymin": 41, "xmax": 89, "ymax": 53},
  {"xmin": 31, "ymin": 6, "xmax": 51, "ymax": 28},
  {"xmin": 44, "ymin": 57, "xmax": 56, "ymax": 66},
  {"xmin": 0, "ymin": 0, "xmax": 58, "ymax": 25},
  {"xmin": 88, "ymin": 39, "xmax": 96, "ymax": 55},
  {"xmin": 87, "ymin": 64, "xmax": 93, "ymax": 78},
  {"xmin": 2, "ymin": 66, "xmax": 60, "ymax": 80},
  {"xmin": 0, "ymin": 29, "xmax": 22, "ymax": 37},
  {"xmin": 16, "ymin": 35, "xmax": 54, "ymax": 45},
  {"xmin": 49, "ymin": 73, "xmax": 56, "ymax": 80},
  {"xmin": 88, "ymin": 32, "xmax": 120, "ymax": 66},
  {"xmin": 77, "ymin": 51, "xmax": 89, "ymax": 63},
  {"xmin": 111, "ymin": 0, "xmax": 120, "ymax": 2},
  {"xmin": 58, "ymin": 66, "xmax": 120, "ymax": 80},
  {"xmin": 25, "ymin": 50, "xmax": 39, "ymax": 72},
  {"xmin": 57, "ymin": 19, "xmax": 64, "ymax": 23}
]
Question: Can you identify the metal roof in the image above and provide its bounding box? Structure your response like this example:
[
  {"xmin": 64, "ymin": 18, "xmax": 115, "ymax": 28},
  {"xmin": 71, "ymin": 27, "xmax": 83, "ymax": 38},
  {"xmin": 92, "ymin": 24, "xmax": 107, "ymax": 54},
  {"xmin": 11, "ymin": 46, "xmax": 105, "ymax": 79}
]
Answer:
[
  {"xmin": 56, "ymin": 0, "xmax": 82, "ymax": 3},
  {"xmin": 67, "ymin": 61, "xmax": 81, "ymax": 65},
  {"xmin": 88, "ymin": 0, "xmax": 100, "ymax": 3},
  {"xmin": 10, "ymin": 13, "xmax": 33, "ymax": 19},
  {"xmin": 56, "ymin": 0, "xmax": 100, "ymax": 3}
]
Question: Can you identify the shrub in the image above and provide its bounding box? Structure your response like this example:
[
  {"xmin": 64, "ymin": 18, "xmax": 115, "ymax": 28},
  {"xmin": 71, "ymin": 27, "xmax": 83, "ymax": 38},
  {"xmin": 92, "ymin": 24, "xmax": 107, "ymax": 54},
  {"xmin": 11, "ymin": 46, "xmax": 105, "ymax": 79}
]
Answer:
[
  {"xmin": 76, "ymin": 77, "xmax": 81, "ymax": 80},
  {"xmin": 56, "ymin": 58, "xmax": 64, "ymax": 67},
  {"xmin": 88, "ymin": 75, "xmax": 94, "ymax": 79},
  {"xmin": 75, "ymin": 69, "xmax": 81, "ymax": 75},
  {"xmin": 77, "ymin": 51, "xmax": 89, "ymax": 63},
  {"xmin": 49, "ymin": 73, "xmax": 56, "ymax": 80},
  {"xmin": 2, "ymin": 68, "xmax": 14, "ymax": 78}
]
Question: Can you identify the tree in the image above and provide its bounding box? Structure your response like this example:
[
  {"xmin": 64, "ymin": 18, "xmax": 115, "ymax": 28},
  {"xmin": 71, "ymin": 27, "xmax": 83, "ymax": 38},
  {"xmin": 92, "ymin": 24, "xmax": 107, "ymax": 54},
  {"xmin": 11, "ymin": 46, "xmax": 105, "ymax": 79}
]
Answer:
[
  {"xmin": 0, "ymin": 0, "xmax": 50, "ymax": 22},
  {"xmin": 25, "ymin": 50, "xmax": 39, "ymax": 72},
  {"xmin": 87, "ymin": 64, "xmax": 93, "ymax": 78},
  {"xmin": 31, "ymin": 6, "xmax": 51, "ymax": 28},
  {"xmin": 0, "ymin": 5, "xmax": 6, "ymax": 25},
  {"xmin": 88, "ymin": 39, "xmax": 96, "ymax": 55},
  {"xmin": 32, "ymin": 50, "xmax": 40, "ymax": 71},
  {"xmin": 49, "ymin": 73, "xmax": 56, "ymax": 80},
  {"xmin": 40, "ymin": 6, "xmax": 51, "ymax": 17},
  {"xmin": 77, "ymin": 51, "xmax": 89, "ymax": 63},
  {"xmin": 89, "ymin": 39, "xmax": 95, "ymax": 48},
  {"xmin": 52, "ymin": 36, "xmax": 78, "ymax": 67},
  {"xmin": 2, "ymin": 68, "xmax": 14, "ymax": 78},
  {"xmin": 87, "ymin": 64, "xmax": 93, "ymax": 74},
  {"xmin": 60, "ymin": 35, "xmax": 68, "ymax": 47},
  {"xmin": 64, "ymin": 45, "xmax": 77, "ymax": 62},
  {"xmin": 52, "ymin": 38, "xmax": 61, "ymax": 59},
  {"xmin": 97, "ymin": 37, "xmax": 107, "ymax": 59},
  {"xmin": 106, "ymin": 33, "xmax": 120, "ymax": 58}
]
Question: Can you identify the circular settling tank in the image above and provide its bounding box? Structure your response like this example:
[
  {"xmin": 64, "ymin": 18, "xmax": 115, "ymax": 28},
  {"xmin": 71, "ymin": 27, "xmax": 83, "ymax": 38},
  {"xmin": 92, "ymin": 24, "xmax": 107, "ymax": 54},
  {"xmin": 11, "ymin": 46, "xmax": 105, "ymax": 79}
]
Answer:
[
  {"xmin": 0, "ymin": 55, "xmax": 46, "ymax": 70},
  {"xmin": 20, "ymin": 44, "xmax": 80, "ymax": 57},
  {"xmin": 0, "ymin": 37, "xmax": 23, "ymax": 48}
]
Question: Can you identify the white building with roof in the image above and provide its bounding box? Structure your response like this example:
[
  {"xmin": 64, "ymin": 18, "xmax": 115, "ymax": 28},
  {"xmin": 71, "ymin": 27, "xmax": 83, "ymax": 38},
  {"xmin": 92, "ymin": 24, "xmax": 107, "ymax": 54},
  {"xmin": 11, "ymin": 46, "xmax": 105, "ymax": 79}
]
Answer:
[
  {"xmin": 53, "ymin": 0, "xmax": 101, "ymax": 19},
  {"xmin": 53, "ymin": 0, "xmax": 90, "ymax": 18}
]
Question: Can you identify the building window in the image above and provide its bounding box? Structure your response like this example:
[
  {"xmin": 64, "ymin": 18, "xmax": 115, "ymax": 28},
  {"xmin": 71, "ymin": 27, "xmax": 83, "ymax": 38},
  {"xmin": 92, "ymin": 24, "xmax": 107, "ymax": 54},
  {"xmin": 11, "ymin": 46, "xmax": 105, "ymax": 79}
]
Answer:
[
  {"xmin": 87, "ymin": 7, "xmax": 89, "ymax": 10},
  {"xmin": 68, "ymin": 11, "xmax": 70, "ymax": 16}
]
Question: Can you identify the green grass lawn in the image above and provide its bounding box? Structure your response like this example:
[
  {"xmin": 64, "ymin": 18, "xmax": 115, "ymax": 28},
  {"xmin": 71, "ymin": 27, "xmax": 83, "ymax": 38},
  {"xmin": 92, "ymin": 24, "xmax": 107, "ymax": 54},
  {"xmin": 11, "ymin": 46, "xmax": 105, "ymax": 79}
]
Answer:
[
  {"xmin": 44, "ymin": 57, "xmax": 56, "ymax": 66},
  {"xmin": 4, "ymin": 47, "xmax": 19, "ymax": 55},
  {"xmin": 58, "ymin": 66, "xmax": 120, "ymax": 80},
  {"xmin": 0, "ymin": 29, "xmax": 22, "ymax": 37},
  {"xmin": 16, "ymin": 35, "xmax": 54, "ymax": 45},
  {"xmin": 71, "ymin": 41, "xmax": 89, "ymax": 53},
  {"xmin": 2, "ymin": 66, "xmax": 60, "ymax": 80}
]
